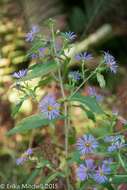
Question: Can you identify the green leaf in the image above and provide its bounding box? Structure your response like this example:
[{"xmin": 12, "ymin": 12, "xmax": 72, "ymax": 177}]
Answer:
[
  {"xmin": 85, "ymin": 109, "xmax": 96, "ymax": 122},
  {"xmin": 6, "ymin": 113, "xmax": 61, "ymax": 136},
  {"xmin": 70, "ymin": 93, "xmax": 103, "ymax": 114},
  {"xmin": 20, "ymin": 61, "xmax": 57, "ymax": 81},
  {"xmin": 97, "ymin": 73, "xmax": 105, "ymax": 88},
  {"xmin": 43, "ymin": 172, "xmax": 64, "ymax": 184},
  {"xmin": 11, "ymin": 96, "xmax": 27, "ymax": 117},
  {"xmin": 11, "ymin": 100, "xmax": 24, "ymax": 117},
  {"xmin": 26, "ymin": 168, "xmax": 41, "ymax": 184},
  {"xmin": 36, "ymin": 160, "xmax": 51, "ymax": 169},
  {"xmin": 118, "ymin": 152, "xmax": 127, "ymax": 172},
  {"xmin": 27, "ymin": 39, "xmax": 44, "ymax": 57},
  {"xmin": 35, "ymin": 77, "xmax": 52, "ymax": 90},
  {"xmin": 68, "ymin": 151, "xmax": 81, "ymax": 164},
  {"xmin": 103, "ymin": 183, "xmax": 115, "ymax": 190},
  {"xmin": 111, "ymin": 175, "xmax": 127, "ymax": 184}
]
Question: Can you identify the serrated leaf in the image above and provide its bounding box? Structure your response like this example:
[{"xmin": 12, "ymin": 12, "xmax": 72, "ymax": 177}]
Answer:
[
  {"xmin": 70, "ymin": 93, "xmax": 103, "ymax": 114},
  {"xmin": 20, "ymin": 61, "xmax": 57, "ymax": 81},
  {"xmin": 6, "ymin": 113, "xmax": 62, "ymax": 136},
  {"xmin": 97, "ymin": 73, "xmax": 105, "ymax": 88}
]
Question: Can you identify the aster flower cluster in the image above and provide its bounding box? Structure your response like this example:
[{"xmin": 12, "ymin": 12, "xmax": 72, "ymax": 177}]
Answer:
[
  {"xmin": 77, "ymin": 159, "xmax": 111, "ymax": 184},
  {"xmin": 16, "ymin": 148, "xmax": 33, "ymax": 165},
  {"xmin": 39, "ymin": 94, "xmax": 60, "ymax": 120},
  {"xmin": 11, "ymin": 22, "xmax": 122, "ymax": 190},
  {"xmin": 76, "ymin": 133, "xmax": 127, "ymax": 184}
]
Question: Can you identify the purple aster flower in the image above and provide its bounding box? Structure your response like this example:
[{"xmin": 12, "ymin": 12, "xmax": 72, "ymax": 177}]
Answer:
[
  {"xmin": 103, "ymin": 158, "xmax": 113, "ymax": 166},
  {"xmin": 64, "ymin": 31, "xmax": 76, "ymax": 41},
  {"xmin": 26, "ymin": 25, "xmax": 39, "ymax": 42},
  {"xmin": 75, "ymin": 52, "xmax": 93, "ymax": 61},
  {"xmin": 104, "ymin": 52, "xmax": 118, "ymax": 74},
  {"xmin": 12, "ymin": 69, "xmax": 28, "ymax": 79},
  {"xmin": 104, "ymin": 135, "xmax": 123, "ymax": 143},
  {"xmin": 25, "ymin": 148, "xmax": 33, "ymax": 155},
  {"xmin": 108, "ymin": 141, "xmax": 126, "ymax": 152},
  {"xmin": 16, "ymin": 157, "xmax": 27, "ymax": 165},
  {"xmin": 76, "ymin": 134, "xmax": 99, "ymax": 155},
  {"xmin": 104, "ymin": 136, "xmax": 116, "ymax": 143},
  {"xmin": 26, "ymin": 32, "xmax": 34, "ymax": 42},
  {"xmin": 76, "ymin": 159, "xmax": 95, "ymax": 181},
  {"xmin": 93, "ymin": 164, "xmax": 111, "ymax": 184},
  {"xmin": 87, "ymin": 87, "xmax": 103, "ymax": 102},
  {"xmin": 39, "ymin": 94, "xmax": 60, "ymax": 120},
  {"xmin": 105, "ymin": 135, "xmax": 126, "ymax": 152},
  {"xmin": 31, "ymin": 25, "xmax": 39, "ymax": 33},
  {"xmin": 31, "ymin": 53, "xmax": 38, "ymax": 59},
  {"xmin": 39, "ymin": 47, "xmax": 46, "ymax": 57},
  {"xmin": 68, "ymin": 71, "xmax": 81, "ymax": 81}
]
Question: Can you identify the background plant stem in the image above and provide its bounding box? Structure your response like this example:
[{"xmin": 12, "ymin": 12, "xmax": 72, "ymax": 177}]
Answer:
[{"xmin": 50, "ymin": 21, "xmax": 70, "ymax": 189}]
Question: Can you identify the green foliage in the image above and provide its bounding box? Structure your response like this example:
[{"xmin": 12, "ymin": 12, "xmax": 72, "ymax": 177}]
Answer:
[
  {"xmin": 26, "ymin": 168, "xmax": 42, "ymax": 184},
  {"xmin": 112, "ymin": 175, "xmax": 127, "ymax": 184},
  {"xmin": 7, "ymin": 18, "xmax": 125, "ymax": 189},
  {"xmin": 97, "ymin": 72, "xmax": 106, "ymax": 88},
  {"xmin": 70, "ymin": 93, "xmax": 103, "ymax": 114},
  {"xmin": 6, "ymin": 114, "xmax": 63, "ymax": 136},
  {"xmin": 11, "ymin": 96, "xmax": 28, "ymax": 117},
  {"xmin": 20, "ymin": 61, "xmax": 57, "ymax": 81}
]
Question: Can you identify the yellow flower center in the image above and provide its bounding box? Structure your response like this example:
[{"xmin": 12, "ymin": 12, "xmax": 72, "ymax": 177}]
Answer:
[
  {"xmin": 47, "ymin": 105, "xmax": 53, "ymax": 111},
  {"xmin": 85, "ymin": 143, "xmax": 91, "ymax": 147}
]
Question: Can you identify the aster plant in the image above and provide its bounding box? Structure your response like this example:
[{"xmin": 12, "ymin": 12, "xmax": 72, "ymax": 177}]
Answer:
[{"xmin": 7, "ymin": 19, "xmax": 127, "ymax": 190}]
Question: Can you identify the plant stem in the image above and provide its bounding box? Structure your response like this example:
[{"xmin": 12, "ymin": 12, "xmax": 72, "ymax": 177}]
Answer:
[
  {"xmin": 70, "ymin": 66, "xmax": 99, "ymax": 98},
  {"xmin": 118, "ymin": 151, "xmax": 127, "ymax": 172},
  {"xmin": 50, "ymin": 22, "xmax": 70, "ymax": 189}
]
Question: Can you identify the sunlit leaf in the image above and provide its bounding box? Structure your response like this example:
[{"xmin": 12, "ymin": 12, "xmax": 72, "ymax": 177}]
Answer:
[
  {"xmin": 20, "ymin": 61, "xmax": 57, "ymax": 81},
  {"xmin": 70, "ymin": 93, "xmax": 103, "ymax": 114},
  {"xmin": 6, "ymin": 114, "xmax": 63, "ymax": 136},
  {"xmin": 11, "ymin": 96, "xmax": 27, "ymax": 117}
]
